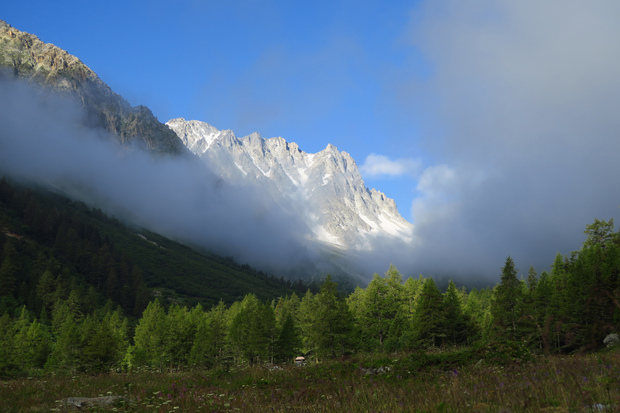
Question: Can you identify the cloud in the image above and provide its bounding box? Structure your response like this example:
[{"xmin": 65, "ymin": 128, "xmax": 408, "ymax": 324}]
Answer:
[
  {"xmin": 401, "ymin": 0, "xmax": 620, "ymax": 282},
  {"xmin": 360, "ymin": 153, "xmax": 422, "ymax": 178},
  {"xmin": 0, "ymin": 79, "xmax": 321, "ymax": 277},
  {"xmin": 0, "ymin": 78, "xmax": 419, "ymax": 284}
]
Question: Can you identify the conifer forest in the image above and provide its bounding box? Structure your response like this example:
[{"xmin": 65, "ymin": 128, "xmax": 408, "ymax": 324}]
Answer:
[{"xmin": 1, "ymin": 177, "xmax": 620, "ymax": 412}]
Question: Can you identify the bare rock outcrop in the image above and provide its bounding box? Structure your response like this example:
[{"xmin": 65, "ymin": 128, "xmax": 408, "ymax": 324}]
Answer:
[{"xmin": 0, "ymin": 20, "xmax": 188, "ymax": 156}]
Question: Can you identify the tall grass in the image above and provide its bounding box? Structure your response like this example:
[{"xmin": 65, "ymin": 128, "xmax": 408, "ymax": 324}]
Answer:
[{"xmin": 2, "ymin": 349, "xmax": 619, "ymax": 412}]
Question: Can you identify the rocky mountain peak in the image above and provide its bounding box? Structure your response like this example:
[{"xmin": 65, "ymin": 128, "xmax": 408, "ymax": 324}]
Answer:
[
  {"xmin": 0, "ymin": 20, "xmax": 187, "ymax": 156},
  {"xmin": 166, "ymin": 118, "xmax": 224, "ymax": 152},
  {"xmin": 166, "ymin": 118, "xmax": 413, "ymax": 249},
  {"xmin": 0, "ymin": 20, "xmax": 100, "ymax": 89}
]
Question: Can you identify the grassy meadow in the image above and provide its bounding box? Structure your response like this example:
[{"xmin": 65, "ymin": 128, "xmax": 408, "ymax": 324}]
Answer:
[{"xmin": 2, "ymin": 348, "xmax": 620, "ymax": 412}]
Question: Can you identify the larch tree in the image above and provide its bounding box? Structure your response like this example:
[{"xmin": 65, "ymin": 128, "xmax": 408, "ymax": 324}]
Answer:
[
  {"xmin": 13, "ymin": 306, "xmax": 52, "ymax": 370},
  {"xmin": 190, "ymin": 301, "xmax": 229, "ymax": 368},
  {"xmin": 229, "ymin": 294, "xmax": 275, "ymax": 364},
  {"xmin": 412, "ymin": 277, "xmax": 445, "ymax": 348},
  {"xmin": 302, "ymin": 275, "xmax": 354, "ymax": 360},
  {"xmin": 132, "ymin": 299, "xmax": 167, "ymax": 370}
]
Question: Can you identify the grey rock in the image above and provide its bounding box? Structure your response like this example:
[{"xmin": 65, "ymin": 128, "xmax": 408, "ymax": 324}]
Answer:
[
  {"xmin": 603, "ymin": 333, "xmax": 619, "ymax": 347},
  {"xmin": 64, "ymin": 396, "xmax": 124, "ymax": 409},
  {"xmin": 360, "ymin": 366, "xmax": 392, "ymax": 375}
]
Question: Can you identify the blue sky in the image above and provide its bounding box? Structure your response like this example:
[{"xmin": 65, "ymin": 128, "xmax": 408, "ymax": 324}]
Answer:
[
  {"xmin": 4, "ymin": 0, "xmax": 428, "ymax": 221},
  {"xmin": 4, "ymin": 1, "xmax": 620, "ymax": 279}
]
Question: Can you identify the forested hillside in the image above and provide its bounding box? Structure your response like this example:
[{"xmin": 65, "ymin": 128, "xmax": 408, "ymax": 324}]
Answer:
[
  {"xmin": 1, "ymin": 172, "xmax": 618, "ymax": 376},
  {"xmin": 0, "ymin": 177, "xmax": 310, "ymax": 319}
]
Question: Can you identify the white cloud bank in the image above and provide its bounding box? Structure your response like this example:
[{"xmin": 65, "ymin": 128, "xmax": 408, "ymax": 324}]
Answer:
[
  {"xmin": 0, "ymin": 80, "xmax": 320, "ymax": 277},
  {"xmin": 403, "ymin": 0, "xmax": 620, "ymax": 281}
]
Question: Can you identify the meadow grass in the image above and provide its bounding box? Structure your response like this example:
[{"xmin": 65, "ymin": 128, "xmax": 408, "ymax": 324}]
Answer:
[{"xmin": 2, "ymin": 349, "xmax": 619, "ymax": 412}]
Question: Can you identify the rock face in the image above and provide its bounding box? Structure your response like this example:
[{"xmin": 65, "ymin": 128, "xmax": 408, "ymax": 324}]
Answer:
[
  {"xmin": 166, "ymin": 118, "xmax": 413, "ymax": 249},
  {"xmin": 0, "ymin": 20, "xmax": 187, "ymax": 156}
]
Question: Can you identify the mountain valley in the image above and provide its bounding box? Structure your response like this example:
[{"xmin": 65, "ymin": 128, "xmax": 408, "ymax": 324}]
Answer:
[{"xmin": 0, "ymin": 20, "xmax": 414, "ymax": 291}]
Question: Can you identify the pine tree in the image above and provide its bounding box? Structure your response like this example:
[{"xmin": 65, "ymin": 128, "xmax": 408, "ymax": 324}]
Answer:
[
  {"xmin": 412, "ymin": 278, "xmax": 445, "ymax": 348},
  {"xmin": 298, "ymin": 289, "xmax": 315, "ymax": 355},
  {"xmin": 78, "ymin": 314, "xmax": 120, "ymax": 372},
  {"xmin": 526, "ymin": 266, "xmax": 538, "ymax": 294},
  {"xmin": 274, "ymin": 312, "xmax": 302, "ymax": 362},
  {"xmin": 36, "ymin": 270, "xmax": 56, "ymax": 315},
  {"xmin": 303, "ymin": 275, "xmax": 354, "ymax": 360},
  {"xmin": 190, "ymin": 308, "xmax": 213, "ymax": 368},
  {"xmin": 399, "ymin": 275, "xmax": 425, "ymax": 348},
  {"xmin": 463, "ymin": 287, "xmax": 492, "ymax": 342},
  {"xmin": 274, "ymin": 293, "xmax": 300, "ymax": 327},
  {"xmin": 490, "ymin": 256, "xmax": 522, "ymax": 340},
  {"xmin": 519, "ymin": 265, "xmax": 541, "ymax": 347},
  {"xmin": 547, "ymin": 253, "xmax": 570, "ymax": 350},
  {"xmin": 273, "ymin": 295, "xmax": 302, "ymax": 362},
  {"xmin": 346, "ymin": 286, "xmax": 367, "ymax": 350},
  {"xmin": 361, "ymin": 273, "xmax": 390, "ymax": 349},
  {"xmin": 46, "ymin": 302, "xmax": 81, "ymax": 373},
  {"xmin": 403, "ymin": 275, "xmax": 424, "ymax": 317},
  {"xmin": 566, "ymin": 228, "xmax": 620, "ymax": 350},
  {"xmin": 190, "ymin": 302, "xmax": 232, "ymax": 369},
  {"xmin": 132, "ymin": 266, "xmax": 150, "ymax": 317},
  {"xmin": 101, "ymin": 306, "xmax": 130, "ymax": 369},
  {"xmin": 229, "ymin": 294, "xmax": 275, "ymax": 364},
  {"xmin": 208, "ymin": 301, "xmax": 230, "ymax": 366},
  {"xmin": 0, "ymin": 240, "xmax": 19, "ymax": 297},
  {"xmin": 0, "ymin": 313, "xmax": 15, "ymax": 374},
  {"xmin": 583, "ymin": 218, "xmax": 615, "ymax": 249},
  {"xmin": 355, "ymin": 265, "xmax": 407, "ymax": 351},
  {"xmin": 443, "ymin": 280, "xmax": 467, "ymax": 345}
]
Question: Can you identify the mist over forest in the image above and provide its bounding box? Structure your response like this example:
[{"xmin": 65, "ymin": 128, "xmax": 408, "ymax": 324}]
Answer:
[
  {"xmin": 1, "ymin": 68, "xmax": 619, "ymax": 287},
  {"xmin": 0, "ymin": 80, "xmax": 324, "ymax": 277},
  {"xmin": 2, "ymin": 1, "xmax": 620, "ymax": 286}
]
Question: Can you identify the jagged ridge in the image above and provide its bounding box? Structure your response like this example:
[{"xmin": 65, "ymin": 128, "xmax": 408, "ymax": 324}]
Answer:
[{"xmin": 166, "ymin": 118, "xmax": 413, "ymax": 249}]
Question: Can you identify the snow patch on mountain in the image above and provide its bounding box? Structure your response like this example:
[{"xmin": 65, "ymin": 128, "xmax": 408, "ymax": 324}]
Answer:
[{"xmin": 166, "ymin": 118, "xmax": 413, "ymax": 250}]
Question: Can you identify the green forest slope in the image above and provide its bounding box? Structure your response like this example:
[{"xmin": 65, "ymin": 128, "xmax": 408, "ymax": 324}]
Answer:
[{"xmin": 0, "ymin": 177, "xmax": 309, "ymax": 318}]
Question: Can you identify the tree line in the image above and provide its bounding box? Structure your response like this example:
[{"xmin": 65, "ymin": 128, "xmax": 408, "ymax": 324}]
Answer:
[{"xmin": 0, "ymin": 217, "xmax": 618, "ymax": 375}]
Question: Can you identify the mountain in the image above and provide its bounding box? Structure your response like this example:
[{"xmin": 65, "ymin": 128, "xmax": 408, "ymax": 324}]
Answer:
[
  {"xmin": 166, "ymin": 118, "xmax": 413, "ymax": 250},
  {"xmin": 0, "ymin": 20, "xmax": 412, "ymax": 286},
  {"xmin": 0, "ymin": 20, "xmax": 187, "ymax": 156}
]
